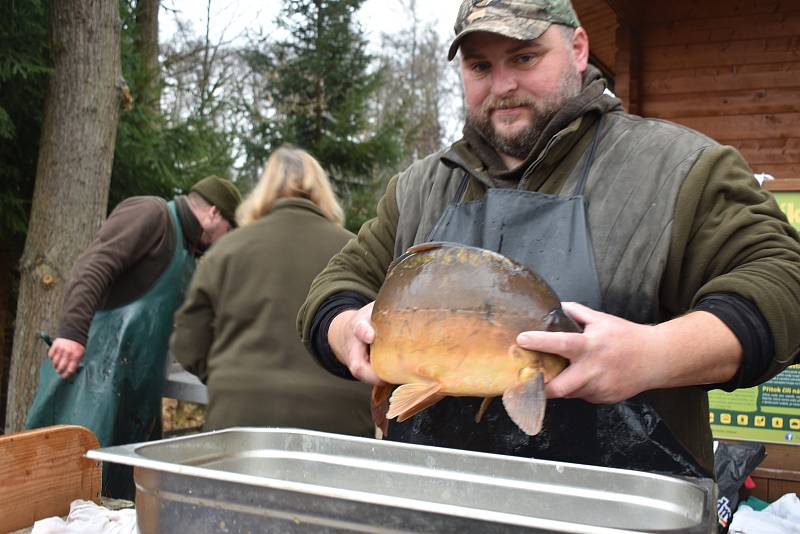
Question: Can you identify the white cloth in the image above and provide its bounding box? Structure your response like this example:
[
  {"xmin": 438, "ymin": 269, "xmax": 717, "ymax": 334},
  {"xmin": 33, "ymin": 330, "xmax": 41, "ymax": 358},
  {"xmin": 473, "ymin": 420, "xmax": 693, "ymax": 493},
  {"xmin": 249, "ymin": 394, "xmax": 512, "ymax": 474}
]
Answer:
[
  {"xmin": 730, "ymin": 493, "xmax": 800, "ymax": 534},
  {"xmin": 31, "ymin": 500, "xmax": 137, "ymax": 534},
  {"xmin": 754, "ymin": 172, "xmax": 775, "ymax": 186}
]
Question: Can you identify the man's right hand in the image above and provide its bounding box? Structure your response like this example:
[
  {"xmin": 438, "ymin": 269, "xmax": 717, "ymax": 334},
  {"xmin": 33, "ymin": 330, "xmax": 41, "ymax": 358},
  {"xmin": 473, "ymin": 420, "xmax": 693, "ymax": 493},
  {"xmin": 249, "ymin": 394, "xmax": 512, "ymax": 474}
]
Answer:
[
  {"xmin": 48, "ymin": 338, "xmax": 86, "ymax": 379},
  {"xmin": 327, "ymin": 302, "xmax": 384, "ymax": 385}
]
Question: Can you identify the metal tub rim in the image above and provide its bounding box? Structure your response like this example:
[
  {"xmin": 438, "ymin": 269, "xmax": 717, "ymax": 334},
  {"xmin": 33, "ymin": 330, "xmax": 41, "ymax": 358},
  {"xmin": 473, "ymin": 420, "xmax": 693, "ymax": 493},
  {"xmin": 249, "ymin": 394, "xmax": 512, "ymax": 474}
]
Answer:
[{"xmin": 87, "ymin": 427, "xmax": 714, "ymax": 534}]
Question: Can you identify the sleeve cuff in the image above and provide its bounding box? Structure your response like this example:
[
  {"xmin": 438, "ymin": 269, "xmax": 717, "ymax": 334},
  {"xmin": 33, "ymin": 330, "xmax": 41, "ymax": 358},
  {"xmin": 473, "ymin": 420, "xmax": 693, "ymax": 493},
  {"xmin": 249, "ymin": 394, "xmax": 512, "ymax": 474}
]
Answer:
[
  {"xmin": 56, "ymin": 325, "xmax": 88, "ymax": 347},
  {"xmin": 309, "ymin": 291, "xmax": 372, "ymax": 379},
  {"xmin": 694, "ymin": 292, "xmax": 774, "ymax": 391}
]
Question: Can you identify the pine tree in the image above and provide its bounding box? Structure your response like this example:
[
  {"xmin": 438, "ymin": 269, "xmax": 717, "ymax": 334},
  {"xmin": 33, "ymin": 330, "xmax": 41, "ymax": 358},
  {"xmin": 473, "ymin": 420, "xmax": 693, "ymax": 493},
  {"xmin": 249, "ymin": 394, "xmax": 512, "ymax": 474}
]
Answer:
[
  {"xmin": 243, "ymin": 0, "xmax": 402, "ymax": 230},
  {"xmin": 109, "ymin": 0, "xmax": 238, "ymax": 208}
]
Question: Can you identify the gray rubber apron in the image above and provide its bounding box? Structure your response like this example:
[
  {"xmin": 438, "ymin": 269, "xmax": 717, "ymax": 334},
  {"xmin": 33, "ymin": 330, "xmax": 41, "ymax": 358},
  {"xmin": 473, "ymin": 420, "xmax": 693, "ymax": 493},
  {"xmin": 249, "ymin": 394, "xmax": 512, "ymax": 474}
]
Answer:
[
  {"xmin": 26, "ymin": 201, "xmax": 196, "ymax": 497},
  {"xmin": 387, "ymin": 120, "xmax": 707, "ymax": 477}
]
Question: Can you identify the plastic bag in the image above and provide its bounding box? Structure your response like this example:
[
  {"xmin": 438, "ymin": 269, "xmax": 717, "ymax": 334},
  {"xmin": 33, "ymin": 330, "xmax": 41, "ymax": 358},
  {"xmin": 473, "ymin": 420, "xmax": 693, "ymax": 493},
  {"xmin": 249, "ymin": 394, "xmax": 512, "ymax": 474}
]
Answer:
[
  {"xmin": 714, "ymin": 440, "xmax": 767, "ymax": 531},
  {"xmin": 730, "ymin": 492, "xmax": 800, "ymax": 534}
]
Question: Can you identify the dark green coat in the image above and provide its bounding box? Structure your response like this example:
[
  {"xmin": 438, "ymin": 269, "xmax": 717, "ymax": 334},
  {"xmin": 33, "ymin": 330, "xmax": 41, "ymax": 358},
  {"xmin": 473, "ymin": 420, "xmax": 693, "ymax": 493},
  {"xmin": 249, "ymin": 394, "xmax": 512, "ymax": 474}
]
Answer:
[
  {"xmin": 171, "ymin": 198, "xmax": 373, "ymax": 436},
  {"xmin": 298, "ymin": 85, "xmax": 800, "ymax": 473}
]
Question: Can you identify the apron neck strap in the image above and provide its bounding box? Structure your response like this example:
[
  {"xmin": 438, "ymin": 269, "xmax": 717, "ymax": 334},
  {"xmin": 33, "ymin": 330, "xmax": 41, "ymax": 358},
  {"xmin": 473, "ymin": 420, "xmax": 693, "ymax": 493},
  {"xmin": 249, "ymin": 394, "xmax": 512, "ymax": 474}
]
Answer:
[
  {"xmin": 573, "ymin": 114, "xmax": 606, "ymax": 197},
  {"xmin": 453, "ymin": 172, "xmax": 471, "ymax": 205}
]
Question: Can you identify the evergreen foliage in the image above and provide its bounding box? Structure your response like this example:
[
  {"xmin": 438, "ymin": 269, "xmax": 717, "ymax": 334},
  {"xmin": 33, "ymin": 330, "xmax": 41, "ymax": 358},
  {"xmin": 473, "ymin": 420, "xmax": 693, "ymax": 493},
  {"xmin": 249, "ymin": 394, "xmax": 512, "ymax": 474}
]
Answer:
[
  {"xmin": 110, "ymin": 0, "xmax": 238, "ymax": 209},
  {"xmin": 0, "ymin": 0, "xmax": 448, "ymax": 241},
  {"xmin": 0, "ymin": 0, "xmax": 49, "ymax": 244},
  {"xmin": 243, "ymin": 0, "xmax": 403, "ymax": 232},
  {"xmin": 0, "ymin": 1, "xmax": 242, "ymax": 228}
]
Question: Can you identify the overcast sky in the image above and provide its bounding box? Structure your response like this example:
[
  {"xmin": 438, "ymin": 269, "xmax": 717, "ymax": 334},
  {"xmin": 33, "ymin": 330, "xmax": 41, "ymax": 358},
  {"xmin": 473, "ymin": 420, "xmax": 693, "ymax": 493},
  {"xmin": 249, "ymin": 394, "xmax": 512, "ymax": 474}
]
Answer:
[
  {"xmin": 159, "ymin": 0, "xmax": 465, "ymax": 143},
  {"xmin": 160, "ymin": 0, "xmax": 462, "ymax": 51}
]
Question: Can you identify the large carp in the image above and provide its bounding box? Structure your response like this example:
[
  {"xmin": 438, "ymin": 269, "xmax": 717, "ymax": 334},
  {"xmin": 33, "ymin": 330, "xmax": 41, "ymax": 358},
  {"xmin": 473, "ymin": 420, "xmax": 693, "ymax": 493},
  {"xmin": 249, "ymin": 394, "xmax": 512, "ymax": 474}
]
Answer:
[{"xmin": 370, "ymin": 242, "xmax": 580, "ymax": 436}]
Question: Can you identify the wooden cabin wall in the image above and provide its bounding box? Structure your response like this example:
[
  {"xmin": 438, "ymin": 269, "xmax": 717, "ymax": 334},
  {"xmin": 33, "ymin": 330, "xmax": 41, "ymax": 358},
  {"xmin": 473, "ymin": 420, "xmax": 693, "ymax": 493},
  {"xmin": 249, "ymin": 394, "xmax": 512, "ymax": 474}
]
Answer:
[
  {"xmin": 638, "ymin": 1, "xmax": 800, "ymax": 191},
  {"xmin": 573, "ymin": 0, "xmax": 643, "ymax": 113},
  {"xmin": 572, "ymin": 0, "xmax": 619, "ymax": 78}
]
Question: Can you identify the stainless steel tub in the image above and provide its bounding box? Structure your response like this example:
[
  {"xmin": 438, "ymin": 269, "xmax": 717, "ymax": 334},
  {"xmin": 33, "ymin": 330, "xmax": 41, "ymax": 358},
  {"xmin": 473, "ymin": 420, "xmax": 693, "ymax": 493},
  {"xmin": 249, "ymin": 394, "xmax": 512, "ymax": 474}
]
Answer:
[{"xmin": 87, "ymin": 428, "xmax": 716, "ymax": 533}]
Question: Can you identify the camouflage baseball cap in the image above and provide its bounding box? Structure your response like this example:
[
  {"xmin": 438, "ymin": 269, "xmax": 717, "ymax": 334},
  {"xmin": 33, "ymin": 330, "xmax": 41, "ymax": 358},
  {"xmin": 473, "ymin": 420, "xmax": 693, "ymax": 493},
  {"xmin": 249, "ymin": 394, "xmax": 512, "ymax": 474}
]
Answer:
[{"xmin": 448, "ymin": 0, "xmax": 581, "ymax": 60}]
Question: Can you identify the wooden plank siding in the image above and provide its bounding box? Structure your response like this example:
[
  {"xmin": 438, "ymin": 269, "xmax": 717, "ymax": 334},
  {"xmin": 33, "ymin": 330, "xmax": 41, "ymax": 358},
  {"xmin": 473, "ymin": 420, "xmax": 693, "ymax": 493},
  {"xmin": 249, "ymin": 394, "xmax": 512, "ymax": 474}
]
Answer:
[
  {"xmin": 749, "ymin": 443, "xmax": 800, "ymax": 502},
  {"xmin": 612, "ymin": 25, "xmax": 641, "ymax": 114},
  {"xmin": 639, "ymin": 1, "xmax": 800, "ymax": 191},
  {"xmin": 572, "ymin": 0, "xmax": 619, "ymax": 77}
]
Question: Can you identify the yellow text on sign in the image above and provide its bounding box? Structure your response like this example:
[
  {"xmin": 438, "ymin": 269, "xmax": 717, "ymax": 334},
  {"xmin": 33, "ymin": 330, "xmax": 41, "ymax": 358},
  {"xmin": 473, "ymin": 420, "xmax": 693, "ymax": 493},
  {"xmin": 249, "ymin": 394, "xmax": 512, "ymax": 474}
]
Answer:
[{"xmin": 779, "ymin": 202, "xmax": 800, "ymax": 228}]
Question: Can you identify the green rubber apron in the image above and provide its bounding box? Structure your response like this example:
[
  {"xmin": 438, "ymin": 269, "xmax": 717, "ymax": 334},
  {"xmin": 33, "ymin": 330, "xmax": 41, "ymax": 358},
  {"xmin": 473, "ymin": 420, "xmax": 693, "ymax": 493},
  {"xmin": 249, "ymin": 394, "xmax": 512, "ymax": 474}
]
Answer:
[
  {"xmin": 387, "ymin": 117, "xmax": 707, "ymax": 477},
  {"xmin": 26, "ymin": 201, "xmax": 196, "ymax": 497}
]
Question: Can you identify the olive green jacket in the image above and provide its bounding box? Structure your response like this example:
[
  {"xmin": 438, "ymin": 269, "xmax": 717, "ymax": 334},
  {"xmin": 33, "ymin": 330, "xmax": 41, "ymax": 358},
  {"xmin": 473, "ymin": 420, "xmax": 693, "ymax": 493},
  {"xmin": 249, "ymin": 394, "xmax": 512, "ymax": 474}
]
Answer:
[
  {"xmin": 172, "ymin": 198, "xmax": 373, "ymax": 436},
  {"xmin": 299, "ymin": 104, "xmax": 800, "ymax": 472}
]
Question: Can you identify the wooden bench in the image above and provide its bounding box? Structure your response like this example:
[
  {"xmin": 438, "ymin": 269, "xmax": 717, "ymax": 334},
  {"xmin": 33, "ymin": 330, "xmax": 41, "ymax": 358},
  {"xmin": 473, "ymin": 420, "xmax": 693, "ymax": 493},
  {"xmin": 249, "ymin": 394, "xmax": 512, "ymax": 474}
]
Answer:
[{"xmin": 0, "ymin": 425, "xmax": 101, "ymax": 533}]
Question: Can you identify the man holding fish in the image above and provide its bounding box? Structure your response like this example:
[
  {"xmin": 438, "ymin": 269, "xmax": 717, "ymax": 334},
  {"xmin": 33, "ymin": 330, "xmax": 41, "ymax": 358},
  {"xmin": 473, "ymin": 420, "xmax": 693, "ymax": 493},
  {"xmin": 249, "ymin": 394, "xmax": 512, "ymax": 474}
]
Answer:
[{"xmin": 298, "ymin": 0, "xmax": 800, "ymax": 477}]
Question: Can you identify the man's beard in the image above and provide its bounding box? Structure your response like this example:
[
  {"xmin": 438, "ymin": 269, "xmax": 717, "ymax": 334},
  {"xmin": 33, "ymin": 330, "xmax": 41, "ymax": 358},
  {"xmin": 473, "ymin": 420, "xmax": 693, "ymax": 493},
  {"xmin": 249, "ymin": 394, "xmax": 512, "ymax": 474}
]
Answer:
[{"xmin": 467, "ymin": 65, "xmax": 583, "ymax": 161}]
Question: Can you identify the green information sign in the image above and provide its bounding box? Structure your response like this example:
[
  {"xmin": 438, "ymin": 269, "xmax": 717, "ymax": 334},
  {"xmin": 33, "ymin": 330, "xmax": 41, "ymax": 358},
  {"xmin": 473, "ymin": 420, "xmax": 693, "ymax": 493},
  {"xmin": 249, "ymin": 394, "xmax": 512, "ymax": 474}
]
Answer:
[
  {"xmin": 775, "ymin": 191, "xmax": 800, "ymax": 231},
  {"xmin": 710, "ymin": 365, "xmax": 800, "ymax": 445},
  {"xmin": 708, "ymin": 192, "xmax": 800, "ymax": 444}
]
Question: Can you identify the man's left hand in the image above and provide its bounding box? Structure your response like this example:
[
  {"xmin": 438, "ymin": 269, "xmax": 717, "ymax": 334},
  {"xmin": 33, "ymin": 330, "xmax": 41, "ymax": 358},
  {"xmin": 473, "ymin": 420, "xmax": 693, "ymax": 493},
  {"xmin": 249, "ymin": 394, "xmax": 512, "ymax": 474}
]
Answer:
[
  {"xmin": 516, "ymin": 302, "xmax": 660, "ymax": 404},
  {"xmin": 48, "ymin": 338, "xmax": 86, "ymax": 379}
]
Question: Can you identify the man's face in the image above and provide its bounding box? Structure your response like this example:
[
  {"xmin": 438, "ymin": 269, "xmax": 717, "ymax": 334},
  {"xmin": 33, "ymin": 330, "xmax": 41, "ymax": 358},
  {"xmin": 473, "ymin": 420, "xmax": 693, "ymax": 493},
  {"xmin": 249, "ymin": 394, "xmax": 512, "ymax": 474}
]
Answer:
[
  {"xmin": 199, "ymin": 207, "xmax": 232, "ymax": 247},
  {"xmin": 460, "ymin": 26, "xmax": 588, "ymax": 161}
]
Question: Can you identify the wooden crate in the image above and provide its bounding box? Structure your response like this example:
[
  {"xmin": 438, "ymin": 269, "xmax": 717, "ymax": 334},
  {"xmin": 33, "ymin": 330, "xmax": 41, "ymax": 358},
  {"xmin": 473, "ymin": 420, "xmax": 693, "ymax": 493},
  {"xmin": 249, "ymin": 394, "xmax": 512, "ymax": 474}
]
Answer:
[{"xmin": 0, "ymin": 425, "xmax": 101, "ymax": 533}]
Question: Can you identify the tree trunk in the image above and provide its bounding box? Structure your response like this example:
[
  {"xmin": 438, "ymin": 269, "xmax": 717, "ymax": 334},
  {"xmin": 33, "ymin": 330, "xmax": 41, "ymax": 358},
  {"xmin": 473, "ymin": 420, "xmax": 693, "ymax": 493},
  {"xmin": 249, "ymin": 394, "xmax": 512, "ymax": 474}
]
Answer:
[
  {"xmin": 4, "ymin": 0, "xmax": 122, "ymax": 433},
  {"xmin": 0, "ymin": 243, "xmax": 11, "ymax": 432},
  {"xmin": 135, "ymin": 0, "xmax": 160, "ymax": 114}
]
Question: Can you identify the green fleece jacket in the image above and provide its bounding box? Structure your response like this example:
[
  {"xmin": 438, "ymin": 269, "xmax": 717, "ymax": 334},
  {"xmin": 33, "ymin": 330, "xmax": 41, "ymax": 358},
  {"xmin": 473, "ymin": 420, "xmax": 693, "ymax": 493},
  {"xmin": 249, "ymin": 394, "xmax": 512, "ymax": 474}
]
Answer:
[
  {"xmin": 298, "ymin": 71, "xmax": 800, "ymax": 473},
  {"xmin": 171, "ymin": 198, "xmax": 373, "ymax": 436}
]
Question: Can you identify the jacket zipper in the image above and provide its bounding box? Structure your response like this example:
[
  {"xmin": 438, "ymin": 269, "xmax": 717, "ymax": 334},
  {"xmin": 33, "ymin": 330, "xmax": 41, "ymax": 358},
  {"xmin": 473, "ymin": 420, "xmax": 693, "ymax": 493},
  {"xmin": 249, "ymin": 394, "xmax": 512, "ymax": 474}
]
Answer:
[{"xmin": 518, "ymin": 134, "xmax": 563, "ymax": 190}]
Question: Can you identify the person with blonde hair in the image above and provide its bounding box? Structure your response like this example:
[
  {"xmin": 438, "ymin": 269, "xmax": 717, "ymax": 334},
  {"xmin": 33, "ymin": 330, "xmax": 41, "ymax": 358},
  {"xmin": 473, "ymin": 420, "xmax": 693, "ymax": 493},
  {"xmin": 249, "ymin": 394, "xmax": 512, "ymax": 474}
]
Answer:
[
  {"xmin": 237, "ymin": 145, "xmax": 344, "ymax": 226},
  {"xmin": 170, "ymin": 146, "xmax": 373, "ymax": 435}
]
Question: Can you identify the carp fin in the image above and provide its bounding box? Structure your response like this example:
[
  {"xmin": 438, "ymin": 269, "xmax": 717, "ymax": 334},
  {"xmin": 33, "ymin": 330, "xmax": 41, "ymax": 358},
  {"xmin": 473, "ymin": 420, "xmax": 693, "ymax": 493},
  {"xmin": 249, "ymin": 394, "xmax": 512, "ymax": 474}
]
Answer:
[
  {"xmin": 405, "ymin": 241, "xmax": 447, "ymax": 254},
  {"xmin": 371, "ymin": 384, "xmax": 393, "ymax": 436},
  {"xmin": 475, "ymin": 397, "xmax": 494, "ymax": 424},
  {"xmin": 387, "ymin": 382, "xmax": 444, "ymax": 422},
  {"xmin": 502, "ymin": 373, "xmax": 546, "ymax": 436},
  {"xmin": 544, "ymin": 308, "xmax": 582, "ymax": 333},
  {"xmin": 389, "ymin": 242, "xmax": 448, "ymax": 272}
]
